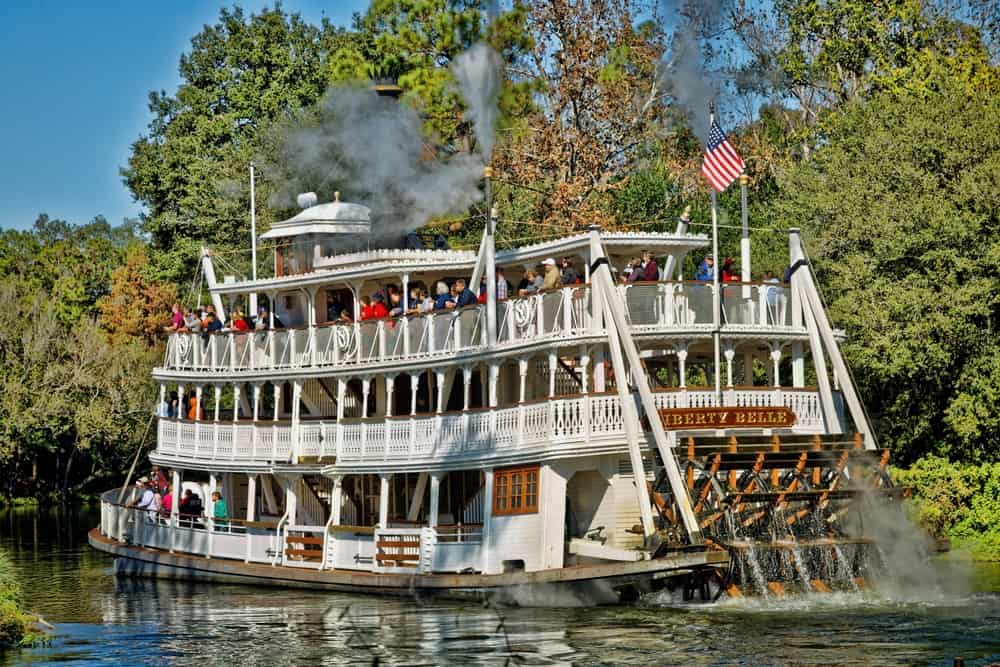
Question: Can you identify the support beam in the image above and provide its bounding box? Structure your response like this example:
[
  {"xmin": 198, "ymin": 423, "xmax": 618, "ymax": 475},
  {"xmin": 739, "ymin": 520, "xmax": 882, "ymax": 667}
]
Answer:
[
  {"xmin": 589, "ymin": 229, "xmax": 702, "ymax": 544},
  {"xmin": 246, "ymin": 475, "xmax": 257, "ymax": 522},
  {"xmin": 407, "ymin": 472, "xmax": 428, "ymax": 521},
  {"xmin": 799, "ymin": 282, "xmax": 841, "ymax": 433},
  {"xmin": 378, "ymin": 474, "xmax": 391, "ymax": 528},
  {"xmin": 429, "ymin": 473, "xmax": 441, "ymax": 528}
]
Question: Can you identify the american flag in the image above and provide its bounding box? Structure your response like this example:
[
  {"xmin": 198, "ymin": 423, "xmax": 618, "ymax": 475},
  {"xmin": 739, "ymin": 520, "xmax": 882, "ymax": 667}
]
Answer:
[{"xmin": 701, "ymin": 120, "xmax": 745, "ymax": 192}]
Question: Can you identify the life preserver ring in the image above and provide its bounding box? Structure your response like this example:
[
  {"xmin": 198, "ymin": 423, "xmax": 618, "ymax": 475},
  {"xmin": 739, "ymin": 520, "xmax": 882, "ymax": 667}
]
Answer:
[{"xmin": 513, "ymin": 298, "xmax": 535, "ymax": 329}]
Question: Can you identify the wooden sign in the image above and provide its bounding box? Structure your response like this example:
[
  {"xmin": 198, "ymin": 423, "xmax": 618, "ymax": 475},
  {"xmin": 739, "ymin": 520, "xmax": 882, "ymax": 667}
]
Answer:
[{"xmin": 658, "ymin": 407, "xmax": 796, "ymax": 430}]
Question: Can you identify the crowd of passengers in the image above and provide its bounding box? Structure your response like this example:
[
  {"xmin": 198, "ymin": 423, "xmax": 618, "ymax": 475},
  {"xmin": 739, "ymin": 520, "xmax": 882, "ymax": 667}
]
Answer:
[
  {"xmin": 162, "ymin": 252, "xmax": 798, "ymax": 335},
  {"xmin": 127, "ymin": 465, "xmax": 230, "ymax": 527}
]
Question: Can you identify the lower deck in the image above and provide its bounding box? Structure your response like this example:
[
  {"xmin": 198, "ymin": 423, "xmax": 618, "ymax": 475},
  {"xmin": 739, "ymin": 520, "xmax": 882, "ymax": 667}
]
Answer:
[{"xmin": 88, "ymin": 528, "xmax": 727, "ymax": 603}]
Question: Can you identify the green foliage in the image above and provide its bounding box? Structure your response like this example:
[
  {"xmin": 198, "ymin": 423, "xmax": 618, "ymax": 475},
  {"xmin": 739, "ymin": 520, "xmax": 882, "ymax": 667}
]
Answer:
[
  {"xmin": 123, "ymin": 5, "xmax": 351, "ymax": 283},
  {"xmin": 773, "ymin": 60, "xmax": 1000, "ymax": 463},
  {"xmin": 894, "ymin": 457, "xmax": 1000, "ymax": 560},
  {"xmin": 0, "ymin": 551, "xmax": 31, "ymax": 648}
]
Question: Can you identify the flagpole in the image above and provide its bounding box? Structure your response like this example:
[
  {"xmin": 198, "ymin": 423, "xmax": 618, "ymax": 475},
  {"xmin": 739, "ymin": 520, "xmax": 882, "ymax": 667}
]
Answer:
[
  {"xmin": 709, "ymin": 104, "xmax": 722, "ymax": 406},
  {"xmin": 249, "ymin": 162, "xmax": 259, "ymax": 317}
]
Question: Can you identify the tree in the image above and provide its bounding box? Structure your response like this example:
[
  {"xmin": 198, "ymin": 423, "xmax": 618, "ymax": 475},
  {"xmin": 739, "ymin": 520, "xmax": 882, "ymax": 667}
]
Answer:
[
  {"xmin": 98, "ymin": 245, "xmax": 179, "ymax": 345},
  {"xmin": 493, "ymin": 0, "xmax": 668, "ymax": 230},
  {"xmin": 773, "ymin": 60, "xmax": 1000, "ymax": 463},
  {"xmin": 123, "ymin": 5, "xmax": 351, "ymax": 283}
]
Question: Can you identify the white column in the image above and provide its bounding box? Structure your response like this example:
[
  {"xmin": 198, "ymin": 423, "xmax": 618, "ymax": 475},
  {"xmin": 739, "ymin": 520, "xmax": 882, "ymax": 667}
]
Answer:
[
  {"xmin": 378, "ymin": 474, "xmax": 391, "ymax": 528},
  {"xmin": 676, "ymin": 344, "xmax": 688, "ymax": 388},
  {"xmin": 385, "ymin": 375, "xmax": 396, "ymax": 417},
  {"xmin": 548, "ymin": 353, "xmax": 557, "ymax": 397},
  {"xmin": 273, "ymin": 382, "xmax": 281, "ymax": 421},
  {"xmin": 233, "ymin": 384, "xmax": 242, "ymax": 421},
  {"xmin": 462, "ymin": 367, "xmax": 472, "ymax": 410},
  {"xmin": 171, "ymin": 469, "xmax": 181, "ymax": 523},
  {"xmin": 518, "ymin": 358, "xmax": 529, "ymax": 402},
  {"xmin": 336, "ymin": 379, "xmax": 346, "ymax": 419},
  {"xmin": 792, "ymin": 343, "xmax": 805, "ymax": 387},
  {"xmin": 285, "ymin": 475, "xmax": 298, "ymax": 526},
  {"xmin": 409, "ymin": 374, "xmax": 420, "ymax": 415},
  {"xmin": 723, "ymin": 343, "xmax": 735, "ymax": 388},
  {"xmin": 770, "ymin": 344, "xmax": 783, "ymax": 387},
  {"xmin": 488, "ymin": 364, "xmax": 499, "ymax": 407},
  {"xmin": 252, "ymin": 384, "xmax": 261, "ymax": 421},
  {"xmin": 579, "ymin": 348, "xmax": 590, "ymax": 393},
  {"xmin": 435, "ymin": 371, "xmax": 446, "ymax": 413},
  {"xmin": 361, "ymin": 377, "xmax": 371, "ymax": 417},
  {"xmin": 208, "ymin": 473, "xmax": 217, "ymax": 526},
  {"xmin": 480, "ymin": 468, "xmax": 494, "ymax": 573},
  {"xmin": 429, "ymin": 473, "xmax": 442, "ymax": 528},
  {"xmin": 246, "ymin": 474, "xmax": 257, "ymax": 522},
  {"xmin": 194, "ymin": 385, "xmax": 203, "ymax": 421},
  {"xmin": 213, "ymin": 385, "xmax": 222, "ymax": 421},
  {"xmin": 330, "ymin": 475, "xmax": 344, "ymax": 526}
]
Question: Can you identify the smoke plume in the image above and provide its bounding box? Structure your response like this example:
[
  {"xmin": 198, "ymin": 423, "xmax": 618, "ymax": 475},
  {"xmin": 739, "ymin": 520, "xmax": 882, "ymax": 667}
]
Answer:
[
  {"xmin": 270, "ymin": 86, "xmax": 484, "ymax": 248},
  {"xmin": 452, "ymin": 42, "xmax": 503, "ymax": 160},
  {"xmin": 659, "ymin": 0, "xmax": 725, "ymax": 141}
]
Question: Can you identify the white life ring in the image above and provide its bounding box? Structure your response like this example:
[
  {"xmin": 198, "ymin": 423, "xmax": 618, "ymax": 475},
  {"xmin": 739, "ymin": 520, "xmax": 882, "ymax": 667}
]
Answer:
[{"xmin": 513, "ymin": 299, "xmax": 535, "ymax": 329}]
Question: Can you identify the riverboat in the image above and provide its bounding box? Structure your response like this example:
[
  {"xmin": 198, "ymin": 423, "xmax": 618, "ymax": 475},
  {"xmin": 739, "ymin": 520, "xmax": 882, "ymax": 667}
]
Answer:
[{"xmin": 90, "ymin": 182, "xmax": 900, "ymax": 603}]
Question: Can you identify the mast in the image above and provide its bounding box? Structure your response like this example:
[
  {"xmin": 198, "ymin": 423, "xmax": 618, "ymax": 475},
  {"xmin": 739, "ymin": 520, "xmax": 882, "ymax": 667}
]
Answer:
[
  {"xmin": 484, "ymin": 166, "xmax": 497, "ymax": 347},
  {"xmin": 709, "ymin": 104, "xmax": 722, "ymax": 405}
]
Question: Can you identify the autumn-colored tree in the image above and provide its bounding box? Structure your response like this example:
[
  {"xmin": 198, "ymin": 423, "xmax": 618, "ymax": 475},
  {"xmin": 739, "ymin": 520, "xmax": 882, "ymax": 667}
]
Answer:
[
  {"xmin": 493, "ymin": 0, "xmax": 666, "ymax": 231},
  {"xmin": 98, "ymin": 245, "xmax": 178, "ymax": 345}
]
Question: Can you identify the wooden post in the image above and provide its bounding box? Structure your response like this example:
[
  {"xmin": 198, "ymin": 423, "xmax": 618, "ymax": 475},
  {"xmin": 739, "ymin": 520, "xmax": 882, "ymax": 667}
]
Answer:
[
  {"xmin": 728, "ymin": 436, "xmax": 738, "ymax": 490},
  {"xmin": 770, "ymin": 435, "xmax": 781, "ymax": 488}
]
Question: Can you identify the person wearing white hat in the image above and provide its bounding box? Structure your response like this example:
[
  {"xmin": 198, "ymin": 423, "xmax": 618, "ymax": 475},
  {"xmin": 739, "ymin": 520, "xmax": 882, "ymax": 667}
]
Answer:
[
  {"xmin": 540, "ymin": 257, "xmax": 561, "ymax": 291},
  {"xmin": 130, "ymin": 477, "xmax": 157, "ymax": 522}
]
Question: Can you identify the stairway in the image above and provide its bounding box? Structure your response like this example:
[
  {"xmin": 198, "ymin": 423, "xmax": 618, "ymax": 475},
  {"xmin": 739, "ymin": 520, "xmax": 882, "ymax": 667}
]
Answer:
[{"xmin": 301, "ymin": 475, "xmax": 333, "ymax": 519}]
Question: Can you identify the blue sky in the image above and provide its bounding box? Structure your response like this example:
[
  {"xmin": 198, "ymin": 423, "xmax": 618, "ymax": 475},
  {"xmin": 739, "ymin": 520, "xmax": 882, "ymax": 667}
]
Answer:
[{"xmin": 0, "ymin": 1, "xmax": 368, "ymax": 231}]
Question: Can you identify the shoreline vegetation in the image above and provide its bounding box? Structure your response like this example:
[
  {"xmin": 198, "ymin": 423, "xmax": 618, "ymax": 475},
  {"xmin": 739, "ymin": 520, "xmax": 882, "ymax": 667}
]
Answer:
[
  {"xmin": 0, "ymin": 3, "xmax": 998, "ymax": 562},
  {"xmin": 0, "ymin": 550, "xmax": 39, "ymax": 649}
]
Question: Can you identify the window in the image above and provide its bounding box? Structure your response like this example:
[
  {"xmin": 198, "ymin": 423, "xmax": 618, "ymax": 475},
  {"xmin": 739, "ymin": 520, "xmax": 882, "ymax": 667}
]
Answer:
[{"xmin": 493, "ymin": 465, "xmax": 540, "ymax": 515}]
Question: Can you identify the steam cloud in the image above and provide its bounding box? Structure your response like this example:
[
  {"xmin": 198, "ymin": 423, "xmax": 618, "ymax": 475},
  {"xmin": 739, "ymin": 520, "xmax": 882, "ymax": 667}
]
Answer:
[
  {"xmin": 272, "ymin": 86, "xmax": 485, "ymax": 248},
  {"xmin": 659, "ymin": 0, "xmax": 724, "ymax": 141},
  {"xmin": 452, "ymin": 43, "xmax": 503, "ymax": 159}
]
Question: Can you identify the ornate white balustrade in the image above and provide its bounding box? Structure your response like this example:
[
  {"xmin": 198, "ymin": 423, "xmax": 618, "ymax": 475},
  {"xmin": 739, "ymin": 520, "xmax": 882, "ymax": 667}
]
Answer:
[
  {"xmin": 160, "ymin": 282, "xmax": 794, "ymax": 375},
  {"xmin": 153, "ymin": 388, "xmax": 824, "ymax": 467}
]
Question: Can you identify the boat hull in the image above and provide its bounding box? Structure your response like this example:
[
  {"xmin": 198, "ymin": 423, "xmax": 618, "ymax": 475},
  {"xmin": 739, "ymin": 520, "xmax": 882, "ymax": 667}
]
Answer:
[{"xmin": 89, "ymin": 528, "xmax": 727, "ymax": 605}]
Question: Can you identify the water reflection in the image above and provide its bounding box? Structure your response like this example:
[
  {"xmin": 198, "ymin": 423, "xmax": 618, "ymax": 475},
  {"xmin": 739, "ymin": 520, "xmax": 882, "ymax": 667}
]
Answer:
[{"xmin": 2, "ymin": 506, "xmax": 1000, "ymax": 666}]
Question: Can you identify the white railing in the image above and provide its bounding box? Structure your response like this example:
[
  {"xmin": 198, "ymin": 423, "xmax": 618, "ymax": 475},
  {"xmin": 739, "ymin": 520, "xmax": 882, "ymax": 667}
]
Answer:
[
  {"xmin": 161, "ymin": 282, "xmax": 796, "ymax": 374},
  {"xmin": 98, "ymin": 490, "xmax": 280, "ymax": 565},
  {"xmin": 154, "ymin": 388, "xmax": 824, "ymax": 466}
]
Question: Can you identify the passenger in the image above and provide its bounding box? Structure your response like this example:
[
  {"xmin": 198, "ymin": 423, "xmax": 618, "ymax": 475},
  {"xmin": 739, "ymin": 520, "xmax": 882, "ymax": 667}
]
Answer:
[
  {"xmin": 168, "ymin": 391, "xmax": 179, "ymax": 418},
  {"xmin": 186, "ymin": 309, "xmax": 203, "ymax": 333},
  {"xmin": 255, "ymin": 306, "xmax": 284, "ymax": 329},
  {"xmin": 203, "ymin": 311, "xmax": 223, "ymax": 336},
  {"xmin": 640, "ymin": 251, "xmax": 660, "ymax": 282},
  {"xmin": 721, "ymin": 257, "xmax": 738, "ymax": 282},
  {"xmin": 763, "ymin": 270, "xmax": 780, "ymax": 307},
  {"xmin": 434, "ymin": 282, "xmax": 455, "ymax": 310},
  {"xmin": 478, "ymin": 275, "xmax": 489, "ymax": 304},
  {"xmin": 161, "ymin": 483, "xmax": 174, "ymax": 517},
  {"xmin": 627, "ymin": 256, "xmax": 644, "ymax": 282},
  {"xmin": 326, "ymin": 293, "xmax": 343, "ymax": 322},
  {"xmin": 155, "ymin": 393, "xmax": 171, "ymax": 418},
  {"xmin": 231, "ymin": 310, "xmax": 250, "ymax": 332},
  {"xmin": 407, "ymin": 286, "xmax": 423, "ymax": 314},
  {"xmin": 359, "ymin": 296, "xmax": 374, "ymax": 321},
  {"xmin": 540, "ymin": 258, "xmax": 561, "ymax": 291},
  {"xmin": 338, "ymin": 308, "xmax": 354, "ymax": 324},
  {"xmin": 453, "ymin": 279, "xmax": 477, "ymax": 308},
  {"xmin": 129, "ymin": 477, "xmax": 156, "ymax": 522},
  {"xmin": 518, "ymin": 269, "xmax": 542, "ymax": 296},
  {"xmin": 166, "ymin": 303, "xmax": 185, "ymax": 333},
  {"xmin": 420, "ymin": 289, "xmax": 435, "ymax": 313},
  {"xmin": 560, "ymin": 257, "xmax": 581, "ymax": 285},
  {"xmin": 151, "ymin": 465, "xmax": 168, "ymax": 492},
  {"xmin": 496, "ymin": 268, "xmax": 509, "ymax": 301},
  {"xmin": 370, "ymin": 293, "xmax": 390, "ymax": 319},
  {"xmin": 388, "ymin": 289, "xmax": 405, "ymax": 317},
  {"xmin": 187, "ymin": 393, "xmax": 205, "ymax": 421},
  {"xmin": 211, "ymin": 491, "xmax": 229, "ymax": 529},
  {"xmin": 695, "ymin": 254, "xmax": 715, "ymax": 281}
]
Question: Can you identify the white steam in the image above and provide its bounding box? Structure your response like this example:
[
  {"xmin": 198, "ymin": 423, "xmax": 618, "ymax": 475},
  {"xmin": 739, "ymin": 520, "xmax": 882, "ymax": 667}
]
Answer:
[
  {"xmin": 452, "ymin": 43, "xmax": 503, "ymax": 159},
  {"xmin": 273, "ymin": 86, "xmax": 485, "ymax": 247}
]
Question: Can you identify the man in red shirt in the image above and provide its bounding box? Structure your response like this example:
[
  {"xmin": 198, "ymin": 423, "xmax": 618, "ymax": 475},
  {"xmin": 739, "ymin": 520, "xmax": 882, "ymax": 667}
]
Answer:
[{"xmin": 370, "ymin": 293, "xmax": 390, "ymax": 319}]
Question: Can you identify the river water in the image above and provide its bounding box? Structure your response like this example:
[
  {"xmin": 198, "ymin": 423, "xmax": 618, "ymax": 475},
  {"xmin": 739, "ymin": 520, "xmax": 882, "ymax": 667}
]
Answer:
[{"xmin": 2, "ymin": 506, "xmax": 1000, "ymax": 666}]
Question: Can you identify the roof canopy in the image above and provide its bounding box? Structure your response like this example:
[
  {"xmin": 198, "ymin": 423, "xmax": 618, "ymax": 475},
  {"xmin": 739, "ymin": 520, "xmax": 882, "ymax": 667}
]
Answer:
[{"xmin": 261, "ymin": 200, "xmax": 371, "ymax": 240}]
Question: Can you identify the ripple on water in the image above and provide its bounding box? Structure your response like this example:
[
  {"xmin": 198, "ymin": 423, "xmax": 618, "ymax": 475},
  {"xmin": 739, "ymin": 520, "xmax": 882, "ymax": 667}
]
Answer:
[{"xmin": 3, "ymin": 507, "xmax": 1000, "ymax": 666}]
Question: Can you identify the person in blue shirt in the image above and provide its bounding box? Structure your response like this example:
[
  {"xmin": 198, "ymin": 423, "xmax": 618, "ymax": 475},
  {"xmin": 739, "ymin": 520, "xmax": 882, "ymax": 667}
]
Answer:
[
  {"xmin": 695, "ymin": 254, "xmax": 715, "ymax": 281},
  {"xmin": 453, "ymin": 279, "xmax": 478, "ymax": 308},
  {"xmin": 434, "ymin": 281, "xmax": 455, "ymax": 310}
]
